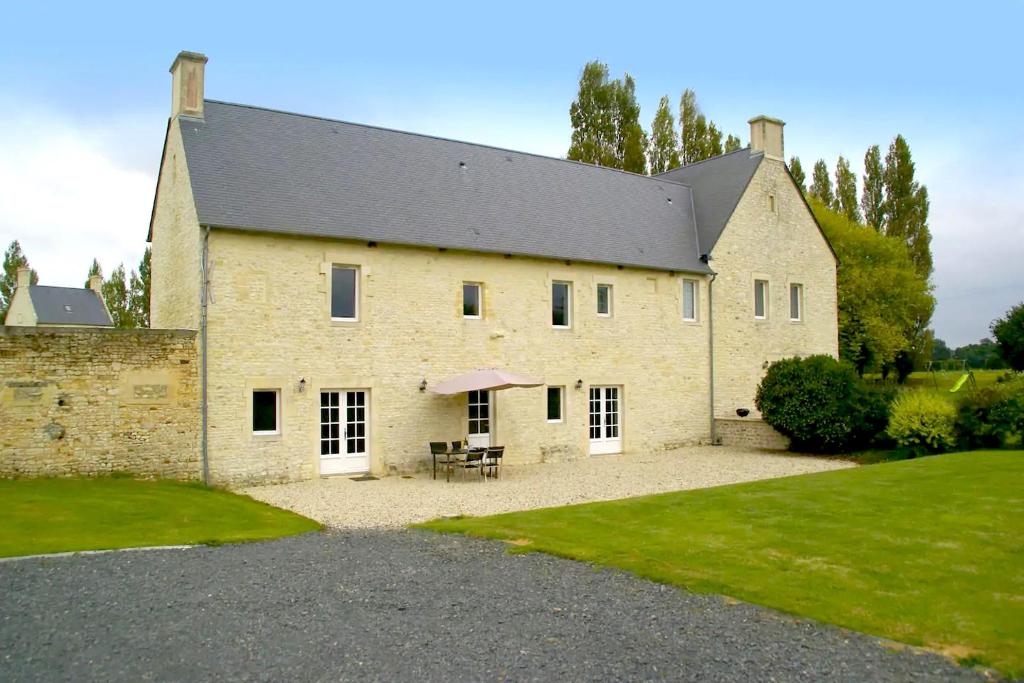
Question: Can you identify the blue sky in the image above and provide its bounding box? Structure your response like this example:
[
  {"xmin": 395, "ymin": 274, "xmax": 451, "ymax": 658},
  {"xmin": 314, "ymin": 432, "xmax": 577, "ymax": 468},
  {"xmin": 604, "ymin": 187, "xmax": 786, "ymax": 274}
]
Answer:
[{"xmin": 1, "ymin": 1, "xmax": 1021, "ymax": 346}]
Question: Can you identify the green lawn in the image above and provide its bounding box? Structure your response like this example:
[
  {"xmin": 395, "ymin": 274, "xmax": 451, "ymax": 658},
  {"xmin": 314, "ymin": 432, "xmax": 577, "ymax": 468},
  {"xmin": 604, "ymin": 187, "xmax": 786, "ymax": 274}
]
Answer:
[
  {"xmin": 0, "ymin": 478, "xmax": 320, "ymax": 558},
  {"xmin": 420, "ymin": 451, "xmax": 1024, "ymax": 677},
  {"xmin": 889, "ymin": 369, "xmax": 1006, "ymax": 395}
]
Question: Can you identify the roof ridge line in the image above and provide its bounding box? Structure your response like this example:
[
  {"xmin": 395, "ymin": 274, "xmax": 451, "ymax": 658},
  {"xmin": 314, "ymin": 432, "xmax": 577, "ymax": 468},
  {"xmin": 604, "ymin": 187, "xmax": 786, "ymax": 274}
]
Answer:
[
  {"xmin": 655, "ymin": 147, "xmax": 762, "ymax": 176},
  {"xmin": 203, "ymin": 99, "xmax": 693, "ymax": 188}
]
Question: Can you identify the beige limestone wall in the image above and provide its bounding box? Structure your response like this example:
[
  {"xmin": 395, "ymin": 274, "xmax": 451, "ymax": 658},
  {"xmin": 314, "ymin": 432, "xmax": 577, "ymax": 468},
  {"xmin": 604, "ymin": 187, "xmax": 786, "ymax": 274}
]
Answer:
[
  {"xmin": 3, "ymin": 287, "xmax": 36, "ymax": 326},
  {"xmin": 0, "ymin": 327, "xmax": 199, "ymax": 479},
  {"xmin": 150, "ymin": 118, "xmax": 202, "ymax": 331},
  {"xmin": 714, "ymin": 418, "xmax": 790, "ymax": 451},
  {"xmin": 710, "ymin": 157, "xmax": 839, "ymax": 423},
  {"xmin": 204, "ymin": 231, "xmax": 713, "ymax": 485}
]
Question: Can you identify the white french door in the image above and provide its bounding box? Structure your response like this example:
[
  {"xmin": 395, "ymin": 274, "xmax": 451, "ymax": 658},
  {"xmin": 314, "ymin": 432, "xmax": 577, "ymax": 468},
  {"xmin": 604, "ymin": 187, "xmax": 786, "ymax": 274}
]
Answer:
[
  {"xmin": 320, "ymin": 390, "xmax": 369, "ymax": 475},
  {"xmin": 467, "ymin": 389, "xmax": 491, "ymax": 448},
  {"xmin": 588, "ymin": 386, "xmax": 622, "ymax": 455}
]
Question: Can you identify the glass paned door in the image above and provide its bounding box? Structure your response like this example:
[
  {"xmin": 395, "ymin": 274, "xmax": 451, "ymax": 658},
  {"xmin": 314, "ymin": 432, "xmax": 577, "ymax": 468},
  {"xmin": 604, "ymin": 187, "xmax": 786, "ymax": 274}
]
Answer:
[
  {"xmin": 588, "ymin": 386, "xmax": 622, "ymax": 455},
  {"xmin": 467, "ymin": 390, "xmax": 491, "ymax": 448},
  {"xmin": 320, "ymin": 390, "xmax": 369, "ymax": 474}
]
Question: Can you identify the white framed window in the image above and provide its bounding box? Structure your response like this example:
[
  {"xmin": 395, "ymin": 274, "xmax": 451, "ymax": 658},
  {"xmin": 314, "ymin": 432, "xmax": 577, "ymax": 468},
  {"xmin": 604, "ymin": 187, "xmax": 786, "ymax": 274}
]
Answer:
[
  {"xmin": 252, "ymin": 389, "xmax": 280, "ymax": 435},
  {"xmin": 547, "ymin": 386, "xmax": 564, "ymax": 423},
  {"xmin": 682, "ymin": 279, "xmax": 698, "ymax": 321},
  {"xmin": 552, "ymin": 281, "xmax": 572, "ymax": 328},
  {"xmin": 463, "ymin": 282, "xmax": 482, "ymax": 319},
  {"xmin": 790, "ymin": 283, "xmax": 803, "ymax": 321},
  {"xmin": 331, "ymin": 265, "xmax": 359, "ymax": 321},
  {"xmin": 754, "ymin": 279, "xmax": 769, "ymax": 319},
  {"xmin": 596, "ymin": 284, "xmax": 612, "ymax": 316}
]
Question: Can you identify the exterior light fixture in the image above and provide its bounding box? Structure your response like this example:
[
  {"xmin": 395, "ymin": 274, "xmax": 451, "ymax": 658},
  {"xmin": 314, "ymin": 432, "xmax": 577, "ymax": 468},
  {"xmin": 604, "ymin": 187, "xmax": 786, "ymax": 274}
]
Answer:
[
  {"xmin": 419, "ymin": 379, "xmax": 428, "ymax": 392},
  {"xmin": 575, "ymin": 379, "xmax": 583, "ymax": 391},
  {"xmin": 298, "ymin": 378, "xmax": 307, "ymax": 393},
  {"xmin": 736, "ymin": 408, "xmax": 750, "ymax": 418}
]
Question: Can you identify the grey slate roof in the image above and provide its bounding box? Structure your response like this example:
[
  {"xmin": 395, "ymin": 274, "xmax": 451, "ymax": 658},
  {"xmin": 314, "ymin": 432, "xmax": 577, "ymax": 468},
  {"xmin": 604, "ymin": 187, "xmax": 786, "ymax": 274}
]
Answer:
[
  {"xmin": 28, "ymin": 286, "xmax": 113, "ymax": 326},
  {"xmin": 178, "ymin": 101, "xmax": 710, "ymax": 274},
  {"xmin": 656, "ymin": 148, "xmax": 764, "ymax": 254}
]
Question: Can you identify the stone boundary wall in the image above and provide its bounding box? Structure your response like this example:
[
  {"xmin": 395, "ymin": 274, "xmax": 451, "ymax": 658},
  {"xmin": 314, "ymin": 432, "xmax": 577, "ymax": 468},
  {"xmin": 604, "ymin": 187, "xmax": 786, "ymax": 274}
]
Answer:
[
  {"xmin": 715, "ymin": 417, "xmax": 790, "ymax": 451},
  {"xmin": 0, "ymin": 326, "xmax": 200, "ymax": 479}
]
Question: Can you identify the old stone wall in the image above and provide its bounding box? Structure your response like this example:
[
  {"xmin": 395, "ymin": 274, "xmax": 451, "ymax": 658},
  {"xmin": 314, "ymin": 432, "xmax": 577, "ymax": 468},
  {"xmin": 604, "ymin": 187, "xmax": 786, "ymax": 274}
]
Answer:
[
  {"xmin": 0, "ymin": 327, "xmax": 199, "ymax": 479},
  {"xmin": 715, "ymin": 417, "xmax": 790, "ymax": 451}
]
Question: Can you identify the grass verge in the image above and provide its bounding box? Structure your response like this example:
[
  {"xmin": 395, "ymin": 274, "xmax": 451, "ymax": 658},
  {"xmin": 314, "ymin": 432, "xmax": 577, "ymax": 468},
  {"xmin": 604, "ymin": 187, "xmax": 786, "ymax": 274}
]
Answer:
[{"xmin": 419, "ymin": 451, "xmax": 1024, "ymax": 677}]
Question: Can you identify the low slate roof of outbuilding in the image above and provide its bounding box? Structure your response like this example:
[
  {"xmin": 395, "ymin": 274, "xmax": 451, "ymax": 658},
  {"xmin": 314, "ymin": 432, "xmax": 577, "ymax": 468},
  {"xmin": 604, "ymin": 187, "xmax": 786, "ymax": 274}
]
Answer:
[
  {"xmin": 177, "ymin": 101, "xmax": 711, "ymax": 274},
  {"xmin": 28, "ymin": 286, "xmax": 113, "ymax": 326},
  {"xmin": 656, "ymin": 148, "xmax": 764, "ymax": 254}
]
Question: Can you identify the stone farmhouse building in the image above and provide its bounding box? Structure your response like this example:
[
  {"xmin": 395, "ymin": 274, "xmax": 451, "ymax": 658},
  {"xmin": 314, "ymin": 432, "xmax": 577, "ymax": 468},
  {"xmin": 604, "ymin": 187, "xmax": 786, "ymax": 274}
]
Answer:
[
  {"xmin": 148, "ymin": 51, "xmax": 838, "ymax": 485},
  {"xmin": 4, "ymin": 270, "xmax": 113, "ymax": 328}
]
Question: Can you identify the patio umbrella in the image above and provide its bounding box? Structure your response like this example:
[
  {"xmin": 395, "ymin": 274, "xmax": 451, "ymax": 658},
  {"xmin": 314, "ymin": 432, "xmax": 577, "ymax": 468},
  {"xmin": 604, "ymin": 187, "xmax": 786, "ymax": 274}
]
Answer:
[{"xmin": 430, "ymin": 368, "xmax": 543, "ymax": 395}]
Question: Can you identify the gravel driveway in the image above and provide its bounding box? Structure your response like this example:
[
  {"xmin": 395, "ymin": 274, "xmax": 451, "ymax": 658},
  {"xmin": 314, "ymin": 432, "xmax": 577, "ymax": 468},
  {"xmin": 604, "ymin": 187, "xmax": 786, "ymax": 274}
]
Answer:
[
  {"xmin": 243, "ymin": 446, "xmax": 854, "ymax": 528},
  {"xmin": 0, "ymin": 530, "xmax": 984, "ymax": 682}
]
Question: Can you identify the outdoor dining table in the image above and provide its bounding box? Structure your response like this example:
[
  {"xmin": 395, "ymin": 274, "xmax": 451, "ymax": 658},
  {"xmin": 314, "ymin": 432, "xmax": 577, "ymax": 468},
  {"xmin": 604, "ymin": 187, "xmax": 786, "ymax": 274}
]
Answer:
[{"xmin": 441, "ymin": 446, "xmax": 487, "ymax": 483}]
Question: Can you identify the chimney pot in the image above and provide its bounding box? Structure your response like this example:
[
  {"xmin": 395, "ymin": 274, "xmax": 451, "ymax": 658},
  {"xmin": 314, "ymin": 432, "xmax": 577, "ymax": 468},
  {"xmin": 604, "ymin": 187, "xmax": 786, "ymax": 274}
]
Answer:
[
  {"xmin": 88, "ymin": 274, "xmax": 103, "ymax": 294},
  {"xmin": 170, "ymin": 51, "xmax": 208, "ymax": 119},
  {"xmin": 16, "ymin": 266, "xmax": 32, "ymax": 289},
  {"xmin": 748, "ymin": 115, "xmax": 785, "ymax": 160}
]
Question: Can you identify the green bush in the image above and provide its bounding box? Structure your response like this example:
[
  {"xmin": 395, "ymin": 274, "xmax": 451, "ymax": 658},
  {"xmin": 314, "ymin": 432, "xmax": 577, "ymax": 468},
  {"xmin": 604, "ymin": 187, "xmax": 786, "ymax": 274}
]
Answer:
[
  {"xmin": 887, "ymin": 390, "xmax": 957, "ymax": 456},
  {"xmin": 755, "ymin": 355, "xmax": 894, "ymax": 453},
  {"xmin": 957, "ymin": 378, "xmax": 1024, "ymax": 449}
]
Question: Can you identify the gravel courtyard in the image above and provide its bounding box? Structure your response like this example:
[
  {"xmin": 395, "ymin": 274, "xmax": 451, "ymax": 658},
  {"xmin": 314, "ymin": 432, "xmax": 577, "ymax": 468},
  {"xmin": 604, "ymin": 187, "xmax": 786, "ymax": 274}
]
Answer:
[
  {"xmin": 243, "ymin": 446, "xmax": 854, "ymax": 528},
  {"xmin": 0, "ymin": 530, "xmax": 984, "ymax": 682}
]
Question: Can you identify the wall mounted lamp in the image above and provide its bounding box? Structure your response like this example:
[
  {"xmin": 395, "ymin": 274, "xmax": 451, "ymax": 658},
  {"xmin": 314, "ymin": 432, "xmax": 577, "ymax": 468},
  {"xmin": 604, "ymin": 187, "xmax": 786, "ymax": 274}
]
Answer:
[
  {"xmin": 575, "ymin": 379, "xmax": 583, "ymax": 391},
  {"xmin": 298, "ymin": 378, "xmax": 307, "ymax": 393},
  {"xmin": 419, "ymin": 379, "xmax": 428, "ymax": 392}
]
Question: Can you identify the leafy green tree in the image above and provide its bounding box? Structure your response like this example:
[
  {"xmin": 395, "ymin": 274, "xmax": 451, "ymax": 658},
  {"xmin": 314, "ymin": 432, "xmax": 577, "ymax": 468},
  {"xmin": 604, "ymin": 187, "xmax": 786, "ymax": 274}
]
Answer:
[
  {"xmin": 861, "ymin": 145, "xmax": 885, "ymax": 230},
  {"xmin": 931, "ymin": 337, "xmax": 952, "ymax": 362},
  {"xmin": 647, "ymin": 95, "xmax": 679, "ymax": 174},
  {"xmin": 678, "ymin": 89, "xmax": 699, "ymax": 165},
  {"xmin": 809, "ymin": 160, "xmax": 835, "ymax": 208},
  {"xmin": 954, "ymin": 338, "xmax": 1007, "ymax": 370},
  {"xmin": 84, "ymin": 258, "xmax": 102, "ymax": 287},
  {"xmin": 707, "ymin": 122, "xmax": 723, "ymax": 157},
  {"xmin": 724, "ymin": 134, "xmax": 742, "ymax": 153},
  {"xmin": 992, "ymin": 302, "xmax": 1024, "ymax": 371},
  {"xmin": 809, "ymin": 197, "xmax": 934, "ymax": 375},
  {"xmin": 834, "ymin": 155, "xmax": 861, "ymax": 222},
  {"xmin": 1, "ymin": 240, "xmax": 39, "ymax": 319},
  {"xmin": 883, "ymin": 134, "xmax": 933, "ymax": 278},
  {"xmin": 567, "ymin": 61, "xmax": 646, "ymax": 173},
  {"xmin": 129, "ymin": 247, "xmax": 152, "ymax": 328},
  {"xmin": 692, "ymin": 114, "xmax": 709, "ymax": 162},
  {"xmin": 102, "ymin": 264, "xmax": 135, "ymax": 328},
  {"xmin": 789, "ymin": 157, "xmax": 806, "ymax": 193}
]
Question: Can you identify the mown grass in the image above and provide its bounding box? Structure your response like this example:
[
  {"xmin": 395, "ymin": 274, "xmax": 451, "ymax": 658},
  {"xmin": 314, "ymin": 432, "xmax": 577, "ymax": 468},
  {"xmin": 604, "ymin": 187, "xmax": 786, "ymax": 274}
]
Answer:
[
  {"xmin": 419, "ymin": 451, "xmax": 1024, "ymax": 677},
  {"xmin": 0, "ymin": 478, "xmax": 320, "ymax": 558}
]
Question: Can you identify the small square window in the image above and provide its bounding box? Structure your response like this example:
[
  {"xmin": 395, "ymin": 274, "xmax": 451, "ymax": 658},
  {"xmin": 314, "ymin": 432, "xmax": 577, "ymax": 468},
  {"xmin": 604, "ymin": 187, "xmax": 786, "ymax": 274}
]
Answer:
[
  {"xmin": 596, "ymin": 284, "xmax": 612, "ymax": 316},
  {"xmin": 790, "ymin": 283, "xmax": 803, "ymax": 321},
  {"xmin": 754, "ymin": 279, "xmax": 769, "ymax": 319},
  {"xmin": 682, "ymin": 279, "xmax": 698, "ymax": 321},
  {"xmin": 547, "ymin": 386, "xmax": 564, "ymax": 422},
  {"xmin": 252, "ymin": 390, "xmax": 280, "ymax": 435},
  {"xmin": 463, "ymin": 282, "xmax": 482, "ymax": 318},
  {"xmin": 331, "ymin": 265, "xmax": 359, "ymax": 321},
  {"xmin": 552, "ymin": 281, "xmax": 571, "ymax": 328}
]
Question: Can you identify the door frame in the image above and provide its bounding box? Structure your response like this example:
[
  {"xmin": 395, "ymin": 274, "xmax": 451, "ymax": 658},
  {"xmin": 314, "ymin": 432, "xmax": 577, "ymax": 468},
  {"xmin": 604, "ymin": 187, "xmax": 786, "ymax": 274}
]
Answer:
[
  {"xmin": 588, "ymin": 385, "xmax": 622, "ymax": 455},
  {"xmin": 319, "ymin": 388, "xmax": 370, "ymax": 475},
  {"xmin": 466, "ymin": 389, "xmax": 493, "ymax": 448}
]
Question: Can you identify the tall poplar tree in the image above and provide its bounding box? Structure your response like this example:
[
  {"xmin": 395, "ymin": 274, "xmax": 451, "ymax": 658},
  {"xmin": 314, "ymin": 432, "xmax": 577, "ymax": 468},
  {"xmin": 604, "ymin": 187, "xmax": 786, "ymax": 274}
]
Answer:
[
  {"xmin": 613, "ymin": 73, "xmax": 648, "ymax": 174},
  {"xmin": 789, "ymin": 157, "xmax": 806, "ymax": 193},
  {"xmin": 861, "ymin": 145, "xmax": 885, "ymax": 230},
  {"xmin": 1, "ymin": 240, "xmax": 39, "ymax": 319},
  {"xmin": 647, "ymin": 95, "xmax": 680, "ymax": 174},
  {"xmin": 567, "ymin": 61, "xmax": 646, "ymax": 173},
  {"xmin": 707, "ymin": 122, "xmax": 723, "ymax": 157},
  {"xmin": 883, "ymin": 135, "xmax": 933, "ymax": 278},
  {"xmin": 724, "ymin": 134, "xmax": 742, "ymax": 153},
  {"xmin": 102, "ymin": 264, "xmax": 134, "ymax": 329},
  {"xmin": 679, "ymin": 89, "xmax": 699, "ymax": 165},
  {"xmin": 84, "ymin": 258, "xmax": 102, "ymax": 287},
  {"xmin": 834, "ymin": 155, "xmax": 861, "ymax": 222},
  {"xmin": 128, "ymin": 247, "xmax": 151, "ymax": 328},
  {"xmin": 809, "ymin": 160, "xmax": 835, "ymax": 207}
]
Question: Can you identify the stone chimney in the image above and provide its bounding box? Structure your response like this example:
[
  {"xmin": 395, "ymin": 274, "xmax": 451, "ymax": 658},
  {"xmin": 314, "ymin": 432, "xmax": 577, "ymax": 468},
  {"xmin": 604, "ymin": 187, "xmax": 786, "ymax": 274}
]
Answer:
[
  {"xmin": 16, "ymin": 266, "xmax": 32, "ymax": 289},
  {"xmin": 170, "ymin": 51, "xmax": 208, "ymax": 119},
  {"xmin": 748, "ymin": 115, "xmax": 785, "ymax": 160},
  {"xmin": 88, "ymin": 274, "xmax": 103, "ymax": 294}
]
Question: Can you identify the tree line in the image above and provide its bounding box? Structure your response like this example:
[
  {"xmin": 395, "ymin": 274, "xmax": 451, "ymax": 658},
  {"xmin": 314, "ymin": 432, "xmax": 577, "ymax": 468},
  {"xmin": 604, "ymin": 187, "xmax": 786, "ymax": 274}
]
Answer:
[
  {"xmin": 566, "ymin": 61, "xmax": 742, "ymax": 176},
  {"xmin": 0, "ymin": 240, "xmax": 151, "ymax": 328}
]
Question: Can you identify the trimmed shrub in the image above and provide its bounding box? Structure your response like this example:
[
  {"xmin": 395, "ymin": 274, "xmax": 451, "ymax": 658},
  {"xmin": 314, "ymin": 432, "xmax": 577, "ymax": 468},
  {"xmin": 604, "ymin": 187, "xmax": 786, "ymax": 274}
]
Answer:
[
  {"xmin": 755, "ymin": 355, "xmax": 894, "ymax": 454},
  {"xmin": 887, "ymin": 390, "xmax": 957, "ymax": 456},
  {"xmin": 956, "ymin": 378, "xmax": 1024, "ymax": 449}
]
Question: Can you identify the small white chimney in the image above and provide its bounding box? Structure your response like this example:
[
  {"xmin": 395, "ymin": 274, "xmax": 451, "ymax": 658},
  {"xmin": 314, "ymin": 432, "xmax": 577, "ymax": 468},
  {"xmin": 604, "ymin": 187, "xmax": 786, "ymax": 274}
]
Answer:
[
  {"xmin": 88, "ymin": 274, "xmax": 103, "ymax": 294},
  {"xmin": 16, "ymin": 266, "xmax": 32, "ymax": 289},
  {"xmin": 748, "ymin": 115, "xmax": 785, "ymax": 160},
  {"xmin": 170, "ymin": 51, "xmax": 208, "ymax": 119}
]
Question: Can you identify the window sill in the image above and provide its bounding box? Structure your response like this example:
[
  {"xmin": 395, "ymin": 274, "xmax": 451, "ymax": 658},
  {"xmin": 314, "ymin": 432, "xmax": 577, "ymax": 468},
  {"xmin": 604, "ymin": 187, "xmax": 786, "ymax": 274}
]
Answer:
[
  {"xmin": 547, "ymin": 419, "xmax": 564, "ymax": 424},
  {"xmin": 463, "ymin": 315, "xmax": 482, "ymax": 320},
  {"xmin": 252, "ymin": 431, "xmax": 281, "ymax": 439},
  {"xmin": 331, "ymin": 318, "xmax": 360, "ymax": 326},
  {"xmin": 551, "ymin": 325, "xmax": 572, "ymax": 330}
]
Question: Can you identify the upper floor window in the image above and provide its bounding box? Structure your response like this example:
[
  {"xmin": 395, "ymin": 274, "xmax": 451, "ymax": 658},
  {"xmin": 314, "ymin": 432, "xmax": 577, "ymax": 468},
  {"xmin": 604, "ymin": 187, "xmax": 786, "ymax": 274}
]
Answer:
[
  {"xmin": 463, "ymin": 282, "xmax": 482, "ymax": 319},
  {"xmin": 596, "ymin": 284, "xmax": 612, "ymax": 317},
  {"xmin": 552, "ymin": 281, "xmax": 571, "ymax": 328},
  {"xmin": 331, "ymin": 265, "xmax": 359, "ymax": 321},
  {"xmin": 682, "ymin": 279, "xmax": 698, "ymax": 321},
  {"xmin": 754, "ymin": 279, "xmax": 769, "ymax": 319},
  {"xmin": 790, "ymin": 283, "xmax": 803, "ymax": 321},
  {"xmin": 252, "ymin": 389, "xmax": 280, "ymax": 435}
]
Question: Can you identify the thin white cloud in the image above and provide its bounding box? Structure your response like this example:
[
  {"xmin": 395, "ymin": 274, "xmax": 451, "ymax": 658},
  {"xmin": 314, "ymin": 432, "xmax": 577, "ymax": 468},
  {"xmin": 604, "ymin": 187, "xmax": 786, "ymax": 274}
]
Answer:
[{"xmin": 0, "ymin": 104, "xmax": 157, "ymax": 286}]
